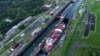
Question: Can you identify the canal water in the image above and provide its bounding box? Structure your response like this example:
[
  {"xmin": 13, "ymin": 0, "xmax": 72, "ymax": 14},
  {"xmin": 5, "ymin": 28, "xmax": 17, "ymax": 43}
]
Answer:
[
  {"xmin": 65, "ymin": 0, "xmax": 83, "ymax": 19},
  {"xmin": 22, "ymin": 0, "xmax": 83, "ymax": 56},
  {"xmin": 36, "ymin": 0, "xmax": 83, "ymax": 56},
  {"xmin": 22, "ymin": 20, "xmax": 58, "ymax": 56}
]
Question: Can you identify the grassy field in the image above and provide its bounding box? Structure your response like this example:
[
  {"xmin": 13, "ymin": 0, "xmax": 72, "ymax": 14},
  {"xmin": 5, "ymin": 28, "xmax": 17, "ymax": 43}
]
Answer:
[
  {"xmin": 75, "ymin": 0, "xmax": 100, "ymax": 56},
  {"xmin": 79, "ymin": 0, "xmax": 100, "ymax": 49},
  {"xmin": 75, "ymin": 48, "xmax": 89, "ymax": 56}
]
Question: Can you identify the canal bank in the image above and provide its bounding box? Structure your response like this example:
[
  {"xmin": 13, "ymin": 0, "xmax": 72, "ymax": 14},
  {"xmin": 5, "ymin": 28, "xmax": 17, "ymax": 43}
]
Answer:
[
  {"xmin": 17, "ymin": 17, "xmax": 57, "ymax": 56},
  {"xmin": 63, "ymin": 0, "xmax": 84, "ymax": 56},
  {"xmin": 18, "ymin": 1, "xmax": 72, "ymax": 56},
  {"xmin": 49, "ymin": 0, "xmax": 84, "ymax": 56},
  {"xmin": 37, "ymin": 22, "xmax": 68, "ymax": 56},
  {"xmin": 30, "ymin": 1, "xmax": 76, "ymax": 56}
]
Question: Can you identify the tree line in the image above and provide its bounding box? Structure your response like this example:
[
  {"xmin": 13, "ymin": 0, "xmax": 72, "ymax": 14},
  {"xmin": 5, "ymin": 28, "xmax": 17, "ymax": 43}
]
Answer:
[{"xmin": 0, "ymin": 0, "xmax": 47, "ymax": 35}]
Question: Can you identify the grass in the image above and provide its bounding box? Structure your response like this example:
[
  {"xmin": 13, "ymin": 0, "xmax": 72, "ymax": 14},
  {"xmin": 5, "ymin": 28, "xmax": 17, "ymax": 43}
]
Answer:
[
  {"xmin": 14, "ymin": 36, "xmax": 22, "ymax": 42},
  {"xmin": 0, "ymin": 43, "xmax": 11, "ymax": 55},
  {"xmin": 75, "ymin": 0, "xmax": 100, "ymax": 56},
  {"xmin": 75, "ymin": 48, "xmax": 89, "ymax": 56},
  {"xmin": 62, "ymin": 16, "xmax": 83, "ymax": 56},
  {"xmin": 24, "ymin": 34, "xmax": 31, "ymax": 43},
  {"xmin": 79, "ymin": 0, "xmax": 100, "ymax": 49}
]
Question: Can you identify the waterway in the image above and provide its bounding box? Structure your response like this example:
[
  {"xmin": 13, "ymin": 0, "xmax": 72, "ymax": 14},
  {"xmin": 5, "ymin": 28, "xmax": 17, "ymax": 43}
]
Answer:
[
  {"xmin": 22, "ymin": 20, "xmax": 58, "ymax": 56},
  {"xmin": 65, "ymin": 0, "xmax": 83, "ymax": 19},
  {"xmin": 22, "ymin": 0, "xmax": 83, "ymax": 56}
]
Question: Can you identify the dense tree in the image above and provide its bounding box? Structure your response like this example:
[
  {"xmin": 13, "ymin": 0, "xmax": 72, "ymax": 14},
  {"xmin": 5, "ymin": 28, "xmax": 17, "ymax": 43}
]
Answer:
[
  {"xmin": 0, "ymin": 0, "xmax": 47, "ymax": 35},
  {"xmin": 18, "ymin": 25, "xmax": 26, "ymax": 30}
]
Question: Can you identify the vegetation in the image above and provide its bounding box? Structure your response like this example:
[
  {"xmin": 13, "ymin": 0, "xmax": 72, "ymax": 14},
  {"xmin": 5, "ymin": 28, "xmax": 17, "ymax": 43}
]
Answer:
[
  {"xmin": 75, "ymin": 47, "xmax": 100, "ymax": 56},
  {"xmin": 51, "ymin": 7, "xmax": 84, "ymax": 56},
  {"xmin": 75, "ymin": 48, "xmax": 89, "ymax": 56},
  {"xmin": 19, "ymin": 25, "xmax": 26, "ymax": 30},
  {"xmin": 0, "ymin": 0, "xmax": 47, "ymax": 35},
  {"xmin": 75, "ymin": 0, "xmax": 100, "ymax": 56},
  {"xmin": 0, "ymin": 44, "xmax": 11, "ymax": 55},
  {"xmin": 79, "ymin": 0, "xmax": 100, "ymax": 49}
]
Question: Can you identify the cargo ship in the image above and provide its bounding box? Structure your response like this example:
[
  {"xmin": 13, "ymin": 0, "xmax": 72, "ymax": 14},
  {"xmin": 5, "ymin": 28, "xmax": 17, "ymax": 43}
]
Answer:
[{"xmin": 37, "ymin": 23, "xmax": 65, "ymax": 56}]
